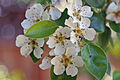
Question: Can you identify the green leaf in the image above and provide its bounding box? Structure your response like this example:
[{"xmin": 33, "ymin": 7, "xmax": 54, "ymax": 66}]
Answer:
[
  {"xmin": 25, "ymin": 20, "xmax": 58, "ymax": 38},
  {"xmin": 98, "ymin": 27, "xmax": 111, "ymax": 48},
  {"xmin": 53, "ymin": 8, "xmax": 69, "ymax": 27},
  {"xmin": 50, "ymin": 66, "xmax": 77, "ymax": 80},
  {"xmin": 37, "ymin": 0, "xmax": 51, "ymax": 5},
  {"xmin": 107, "ymin": 60, "xmax": 111, "ymax": 75},
  {"xmin": 109, "ymin": 21, "xmax": 120, "ymax": 32},
  {"xmin": 81, "ymin": 43, "xmax": 107, "ymax": 80},
  {"xmin": 90, "ymin": 12, "xmax": 105, "ymax": 32},
  {"xmin": 113, "ymin": 70, "xmax": 120, "ymax": 80},
  {"xmin": 86, "ymin": 0, "xmax": 105, "ymax": 8}
]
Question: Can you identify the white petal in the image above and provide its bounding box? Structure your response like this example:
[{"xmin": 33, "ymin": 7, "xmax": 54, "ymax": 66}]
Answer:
[
  {"xmin": 106, "ymin": 13, "xmax": 116, "ymax": 21},
  {"xmin": 67, "ymin": 2, "xmax": 74, "ymax": 16},
  {"xmin": 33, "ymin": 47, "xmax": 43, "ymax": 59},
  {"xmin": 73, "ymin": 16, "xmax": 81, "ymax": 23},
  {"xmin": 79, "ymin": 17, "xmax": 91, "ymax": 29},
  {"xmin": 53, "ymin": 26, "xmax": 63, "ymax": 36},
  {"xmin": 21, "ymin": 19, "xmax": 35, "ymax": 29},
  {"xmin": 54, "ymin": 0, "xmax": 66, "ymax": 12},
  {"xmin": 66, "ymin": 64, "xmax": 78, "ymax": 77},
  {"xmin": 65, "ymin": 17, "xmax": 75, "ymax": 29},
  {"xmin": 42, "ymin": 10, "xmax": 50, "ymax": 20},
  {"xmin": 83, "ymin": 28, "xmax": 96, "ymax": 41},
  {"xmin": 61, "ymin": 27, "xmax": 72, "ymax": 38},
  {"xmin": 54, "ymin": 43, "xmax": 65, "ymax": 55},
  {"xmin": 25, "ymin": 4, "xmax": 44, "ymax": 19},
  {"xmin": 65, "ymin": 47, "xmax": 78, "ymax": 57},
  {"xmin": 49, "ymin": 7, "xmax": 61, "ymax": 20},
  {"xmin": 74, "ymin": 45, "xmax": 81, "ymax": 53},
  {"xmin": 115, "ymin": 18, "xmax": 120, "ymax": 24},
  {"xmin": 36, "ymin": 38, "xmax": 44, "ymax": 47},
  {"xmin": 39, "ymin": 56, "xmax": 52, "ymax": 70},
  {"xmin": 64, "ymin": 40, "xmax": 74, "ymax": 48},
  {"xmin": 20, "ymin": 44, "xmax": 32, "ymax": 57},
  {"xmin": 74, "ymin": 0, "xmax": 82, "ymax": 11},
  {"xmin": 51, "ymin": 55, "xmax": 62, "ymax": 65},
  {"xmin": 106, "ymin": 2, "xmax": 118, "ymax": 14},
  {"xmin": 80, "ymin": 6, "xmax": 93, "ymax": 17},
  {"xmin": 70, "ymin": 31, "xmax": 77, "ymax": 44},
  {"xmin": 16, "ymin": 35, "xmax": 29, "ymax": 47},
  {"xmin": 47, "ymin": 36, "xmax": 57, "ymax": 48},
  {"xmin": 49, "ymin": 49, "xmax": 55, "ymax": 56},
  {"xmin": 72, "ymin": 56, "xmax": 84, "ymax": 67},
  {"xmin": 54, "ymin": 63, "xmax": 65, "ymax": 75}
]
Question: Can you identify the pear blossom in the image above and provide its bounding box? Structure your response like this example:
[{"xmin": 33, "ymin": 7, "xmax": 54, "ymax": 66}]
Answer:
[
  {"xmin": 21, "ymin": 3, "xmax": 62, "ymax": 32},
  {"xmin": 65, "ymin": 17, "xmax": 96, "ymax": 45},
  {"xmin": 51, "ymin": 47, "xmax": 84, "ymax": 77},
  {"xmin": 47, "ymin": 26, "xmax": 75, "ymax": 55},
  {"xmin": 16, "ymin": 35, "xmax": 44, "ymax": 58},
  {"xmin": 39, "ymin": 56, "xmax": 52, "ymax": 70},
  {"xmin": 66, "ymin": 0, "xmax": 93, "ymax": 29},
  {"xmin": 47, "ymin": 26, "xmax": 80, "ymax": 55},
  {"xmin": 21, "ymin": 4, "xmax": 50, "ymax": 30},
  {"xmin": 106, "ymin": 2, "xmax": 120, "ymax": 24}
]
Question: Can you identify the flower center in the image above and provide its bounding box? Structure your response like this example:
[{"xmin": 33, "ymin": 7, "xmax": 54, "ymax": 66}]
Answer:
[
  {"xmin": 73, "ymin": 23, "xmax": 84, "ymax": 38},
  {"xmin": 34, "ymin": 19, "xmax": 41, "ymax": 22},
  {"xmin": 55, "ymin": 34, "xmax": 66, "ymax": 44},
  {"xmin": 62, "ymin": 55, "xmax": 72, "ymax": 67},
  {"xmin": 115, "ymin": 10, "xmax": 120, "ymax": 19},
  {"xmin": 29, "ymin": 39, "xmax": 38, "ymax": 47},
  {"xmin": 73, "ymin": 9, "xmax": 81, "ymax": 20}
]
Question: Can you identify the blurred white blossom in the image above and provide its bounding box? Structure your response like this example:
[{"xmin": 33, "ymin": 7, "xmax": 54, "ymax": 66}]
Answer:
[
  {"xmin": 21, "ymin": 4, "xmax": 50, "ymax": 30},
  {"xmin": 65, "ymin": 17, "xmax": 96, "ymax": 45},
  {"xmin": 106, "ymin": 2, "xmax": 120, "ymax": 24},
  {"xmin": 16, "ymin": 35, "xmax": 44, "ymax": 58},
  {"xmin": 47, "ymin": 26, "xmax": 74, "ymax": 55},
  {"xmin": 51, "ymin": 47, "xmax": 84, "ymax": 77},
  {"xmin": 66, "ymin": 0, "xmax": 93, "ymax": 29}
]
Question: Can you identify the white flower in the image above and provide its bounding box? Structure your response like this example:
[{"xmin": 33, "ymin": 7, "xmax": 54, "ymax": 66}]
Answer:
[
  {"xmin": 39, "ymin": 56, "xmax": 52, "ymax": 70},
  {"xmin": 16, "ymin": 35, "xmax": 44, "ymax": 58},
  {"xmin": 66, "ymin": 0, "xmax": 93, "ymax": 29},
  {"xmin": 21, "ymin": 4, "xmax": 50, "ymax": 30},
  {"xmin": 47, "ymin": 26, "xmax": 76, "ymax": 55},
  {"xmin": 21, "ymin": 3, "xmax": 62, "ymax": 32},
  {"xmin": 51, "ymin": 47, "xmax": 84, "ymax": 77},
  {"xmin": 65, "ymin": 17, "xmax": 96, "ymax": 44},
  {"xmin": 106, "ymin": 2, "xmax": 120, "ymax": 24}
]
